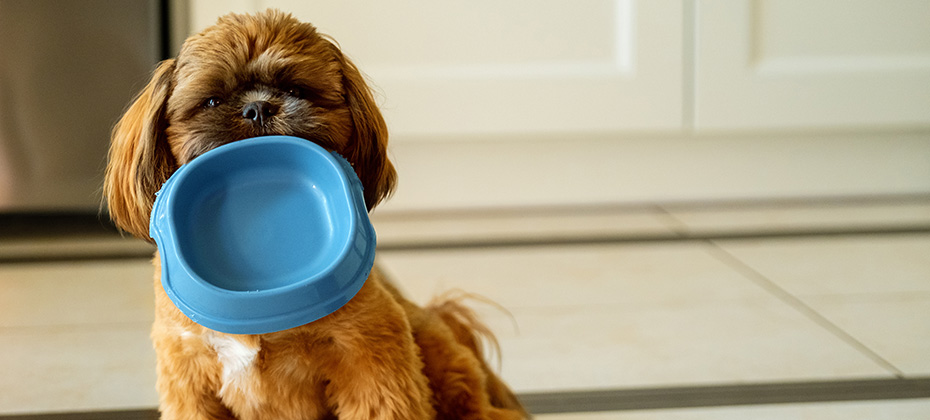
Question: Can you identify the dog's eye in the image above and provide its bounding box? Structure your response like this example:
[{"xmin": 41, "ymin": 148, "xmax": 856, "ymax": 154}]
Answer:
[
  {"xmin": 285, "ymin": 87, "xmax": 303, "ymax": 98},
  {"xmin": 203, "ymin": 97, "xmax": 222, "ymax": 108}
]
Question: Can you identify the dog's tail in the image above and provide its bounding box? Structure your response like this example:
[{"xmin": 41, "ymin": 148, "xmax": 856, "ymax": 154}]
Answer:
[{"xmin": 426, "ymin": 291, "xmax": 530, "ymax": 418}]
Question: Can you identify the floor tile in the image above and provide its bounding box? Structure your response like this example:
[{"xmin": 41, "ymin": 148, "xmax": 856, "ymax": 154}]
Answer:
[
  {"xmin": 480, "ymin": 301, "xmax": 891, "ymax": 392},
  {"xmin": 377, "ymin": 243, "xmax": 893, "ymax": 392},
  {"xmin": 0, "ymin": 259, "xmax": 159, "ymax": 414},
  {"xmin": 0, "ymin": 324, "xmax": 158, "ymax": 414},
  {"xmin": 712, "ymin": 235, "xmax": 930, "ymax": 377},
  {"xmin": 378, "ymin": 243, "xmax": 776, "ymax": 310},
  {"xmin": 535, "ymin": 398, "xmax": 930, "ymax": 419},
  {"xmin": 804, "ymin": 295, "xmax": 930, "ymax": 376},
  {"xmin": 666, "ymin": 201, "xmax": 930, "ymax": 235},
  {"xmin": 714, "ymin": 234, "xmax": 930, "ymax": 297},
  {"xmin": 0, "ymin": 259, "xmax": 155, "ymax": 328}
]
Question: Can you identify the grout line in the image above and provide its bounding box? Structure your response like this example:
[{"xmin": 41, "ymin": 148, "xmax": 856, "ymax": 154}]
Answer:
[
  {"xmin": 0, "ymin": 410, "xmax": 158, "ymax": 420},
  {"xmin": 704, "ymin": 242, "xmax": 906, "ymax": 378},
  {"xmin": 519, "ymin": 377, "xmax": 930, "ymax": 414},
  {"xmin": 0, "ymin": 321, "xmax": 155, "ymax": 335},
  {"xmin": 5, "ymin": 194, "xmax": 930, "ymax": 237},
  {"xmin": 5, "ymin": 227, "xmax": 930, "ymax": 263},
  {"xmin": 371, "ymin": 194, "xmax": 930, "ymax": 222},
  {"xmin": 654, "ymin": 205, "xmax": 693, "ymax": 236},
  {"xmin": 4, "ymin": 377, "xmax": 929, "ymax": 418},
  {"xmin": 0, "ymin": 252, "xmax": 155, "ymax": 265},
  {"xmin": 375, "ymin": 228, "xmax": 930, "ymax": 253}
]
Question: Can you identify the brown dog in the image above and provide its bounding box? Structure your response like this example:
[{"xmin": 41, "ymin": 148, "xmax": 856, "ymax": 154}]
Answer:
[{"xmin": 104, "ymin": 9, "xmax": 527, "ymax": 420}]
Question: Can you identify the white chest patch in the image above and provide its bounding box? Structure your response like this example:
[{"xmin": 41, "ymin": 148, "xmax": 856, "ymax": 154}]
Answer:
[{"xmin": 204, "ymin": 333, "xmax": 262, "ymax": 407}]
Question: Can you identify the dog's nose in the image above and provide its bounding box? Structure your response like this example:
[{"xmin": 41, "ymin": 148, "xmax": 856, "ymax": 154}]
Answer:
[{"xmin": 242, "ymin": 101, "xmax": 278, "ymax": 126}]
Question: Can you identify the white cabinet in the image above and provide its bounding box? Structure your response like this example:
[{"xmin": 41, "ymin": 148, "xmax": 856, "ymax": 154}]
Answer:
[
  {"xmin": 695, "ymin": 0, "xmax": 930, "ymax": 130},
  {"xmin": 185, "ymin": 0, "xmax": 930, "ymax": 211}
]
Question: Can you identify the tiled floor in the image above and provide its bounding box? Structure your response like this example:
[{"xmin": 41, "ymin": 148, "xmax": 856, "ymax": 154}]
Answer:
[{"xmin": 1, "ymin": 198, "xmax": 929, "ymax": 418}]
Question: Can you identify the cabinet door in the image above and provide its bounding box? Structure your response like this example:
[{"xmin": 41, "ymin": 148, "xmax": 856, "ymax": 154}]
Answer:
[
  {"xmin": 318, "ymin": 1, "xmax": 682, "ymax": 137},
  {"xmin": 694, "ymin": 0, "xmax": 930, "ymax": 130}
]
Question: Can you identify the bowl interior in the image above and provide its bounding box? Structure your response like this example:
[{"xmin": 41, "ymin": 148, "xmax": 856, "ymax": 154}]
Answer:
[{"xmin": 170, "ymin": 143, "xmax": 352, "ymax": 292}]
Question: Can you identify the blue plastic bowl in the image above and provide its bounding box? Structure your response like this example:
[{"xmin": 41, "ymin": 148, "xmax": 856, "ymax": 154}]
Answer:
[{"xmin": 149, "ymin": 136, "xmax": 376, "ymax": 334}]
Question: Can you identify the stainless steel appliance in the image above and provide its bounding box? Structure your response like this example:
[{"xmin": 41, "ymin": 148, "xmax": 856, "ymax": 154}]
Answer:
[{"xmin": 0, "ymin": 0, "xmax": 163, "ymax": 215}]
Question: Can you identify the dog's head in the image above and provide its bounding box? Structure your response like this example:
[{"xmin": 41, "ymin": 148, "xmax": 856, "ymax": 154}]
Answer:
[{"xmin": 104, "ymin": 10, "xmax": 396, "ymax": 241}]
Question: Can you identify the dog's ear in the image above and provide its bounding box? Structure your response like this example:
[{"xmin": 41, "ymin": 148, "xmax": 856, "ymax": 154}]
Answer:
[
  {"xmin": 104, "ymin": 59, "xmax": 178, "ymax": 241},
  {"xmin": 331, "ymin": 45, "xmax": 397, "ymax": 211}
]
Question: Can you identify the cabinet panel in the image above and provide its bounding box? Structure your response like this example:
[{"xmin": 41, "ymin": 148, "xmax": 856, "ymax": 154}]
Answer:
[
  {"xmin": 755, "ymin": 1, "xmax": 930, "ymax": 60},
  {"xmin": 695, "ymin": 0, "xmax": 930, "ymax": 130},
  {"xmin": 191, "ymin": 0, "xmax": 684, "ymax": 138}
]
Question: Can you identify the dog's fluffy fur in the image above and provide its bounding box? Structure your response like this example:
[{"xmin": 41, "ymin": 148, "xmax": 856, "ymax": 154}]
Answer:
[{"xmin": 104, "ymin": 10, "xmax": 527, "ymax": 420}]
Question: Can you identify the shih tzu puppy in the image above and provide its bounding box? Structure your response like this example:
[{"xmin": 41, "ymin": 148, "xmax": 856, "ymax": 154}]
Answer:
[{"xmin": 105, "ymin": 9, "xmax": 527, "ymax": 420}]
